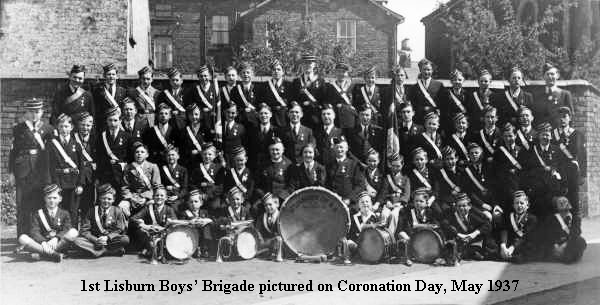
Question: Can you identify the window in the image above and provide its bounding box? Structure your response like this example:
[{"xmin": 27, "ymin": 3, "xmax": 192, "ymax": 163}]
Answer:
[
  {"xmin": 153, "ymin": 36, "xmax": 173, "ymax": 69},
  {"xmin": 265, "ymin": 22, "xmax": 270, "ymax": 48},
  {"xmin": 336, "ymin": 20, "xmax": 356, "ymax": 51},
  {"xmin": 212, "ymin": 16, "xmax": 230, "ymax": 45},
  {"xmin": 154, "ymin": 4, "xmax": 172, "ymax": 17}
]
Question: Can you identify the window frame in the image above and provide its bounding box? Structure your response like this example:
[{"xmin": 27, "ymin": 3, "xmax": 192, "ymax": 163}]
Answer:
[
  {"xmin": 152, "ymin": 36, "xmax": 173, "ymax": 70},
  {"xmin": 211, "ymin": 15, "xmax": 230, "ymax": 46},
  {"xmin": 336, "ymin": 19, "xmax": 357, "ymax": 51}
]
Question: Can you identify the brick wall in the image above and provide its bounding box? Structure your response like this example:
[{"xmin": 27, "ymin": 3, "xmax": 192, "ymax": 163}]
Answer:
[
  {"xmin": 1, "ymin": 77, "xmax": 598, "ymax": 216},
  {"xmin": 0, "ymin": 0, "xmax": 128, "ymax": 75}
]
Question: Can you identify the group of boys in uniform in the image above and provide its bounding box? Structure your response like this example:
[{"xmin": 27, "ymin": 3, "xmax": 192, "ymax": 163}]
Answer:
[{"xmin": 9, "ymin": 56, "xmax": 586, "ymax": 265}]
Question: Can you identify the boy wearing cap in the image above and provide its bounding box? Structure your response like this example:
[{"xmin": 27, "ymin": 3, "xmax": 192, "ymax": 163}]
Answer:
[
  {"xmin": 498, "ymin": 190, "xmax": 537, "ymax": 262},
  {"xmin": 493, "ymin": 123, "xmax": 526, "ymax": 212},
  {"xmin": 230, "ymin": 62, "xmax": 260, "ymax": 129},
  {"xmin": 142, "ymin": 102, "xmax": 180, "ymax": 165},
  {"xmin": 288, "ymin": 144, "xmax": 327, "ymax": 190},
  {"xmin": 175, "ymin": 189, "xmax": 213, "ymax": 258},
  {"xmin": 515, "ymin": 106, "xmax": 536, "ymax": 150},
  {"xmin": 475, "ymin": 106, "xmax": 501, "ymax": 163},
  {"xmin": 121, "ymin": 98, "xmax": 149, "ymax": 143},
  {"xmin": 314, "ymin": 104, "xmax": 345, "ymax": 167},
  {"xmin": 380, "ymin": 153, "xmax": 410, "ymax": 222},
  {"xmin": 353, "ymin": 66, "xmax": 383, "ymax": 126},
  {"xmin": 408, "ymin": 147, "xmax": 435, "ymax": 192},
  {"xmin": 446, "ymin": 193, "xmax": 497, "ymax": 261},
  {"xmin": 190, "ymin": 143, "xmax": 224, "ymax": 211},
  {"xmin": 221, "ymin": 102, "xmax": 246, "ymax": 164},
  {"xmin": 433, "ymin": 146, "xmax": 467, "ymax": 217},
  {"xmin": 498, "ymin": 67, "xmax": 533, "ymax": 126},
  {"xmin": 348, "ymin": 106, "xmax": 384, "ymax": 164},
  {"xmin": 338, "ymin": 191, "xmax": 380, "ymax": 265},
  {"xmin": 221, "ymin": 147, "xmax": 254, "ymax": 203},
  {"xmin": 215, "ymin": 187, "xmax": 253, "ymax": 262},
  {"xmin": 259, "ymin": 60, "xmax": 292, "ymax": 129},
  {"xmin": 128, "ymin": 66, "xmax": 159, "ymax": 127},
  {"xmin": 74, "ymin": 112, "xmax": 97, "ymax": 220},
  {"xmin": 18, "ymin": 184, "xmax": 78, "ymax": 262},
  {"xmin": 292, "ymin": 53, "xmax": 327, "ymax": 129},
  {"xmin": 462, "ymin": 142, "xmax": 496, "ymax": 218},
  {"xmin": 157, "ymin": 67, "xmax": 187, "ymax": 130},
  {"xmin": 440, "ymin": 69, "xmax": 468, "ymax": 132},
  {"xmin": 327, "ymin": 62, "xmax": 357, "ymax": 130},
  {"xmin": 120, "ymin": 142, "xmax": 161, "ymax": 217},
  {"xmin": 10, "ymin": 99, "xmax": 55, "ymax": 236},
  {"xmin": 326, "ymin": 137, "xmax": 366, "ymax": 210},
  {"xmin": 255, "ymin": 193, "xmax": 284, "ymax": 262},
  {"xmin": 97, "ymin": 107, "xmax": 132, "ymax": 191},
  {"xmin": 363, "ymin": 149, "xmax": 385, "ymax": 210},
  {"xmin": 180, "ymin": 104, "xmax": 210, "ymax": 169},
  {"xmin": 256, "ymin": 138, "xmax": 293, "ymax": 208},
  {"xmin": 467, "ymin": 69, "xmax": 498, "ymax": 131},
  {"xmin": 73, "ymin": 184, "xmax": 129, "ymax": 257},
  {"xmin": 52, "ymin": 65, "xmax": 95, "ymax": 125},
  {"xmin": 247, "ymin": 103, "xmax": 279, "ymax": 171},
  {"xmin": 280, "ymin": 102, "xmax": 316, "ymax": 164},
  {"xmin": 160, "ymin": 146, "xmax": 188, "ymax": 212},
  {"xmin": 444, "ymin": 112, "xmax": 475, "ymax": 166},
  {"xmin": 413, "ymin": 112, "xmax": 444, "ymax": 168},
  {"xmin": 93, "ymin": 63, "xmax": 127, "ymax": 128},
  {"xmin": 47, "ymin": 114, "xmax": 84, "ymax": 225},
  {"xmin": 184, "ymin": 65, "xmax": 220, "ymax": 131},
  {"xmin": 408, "ymin": 59, "xmax": 444, "ymax": 124}
]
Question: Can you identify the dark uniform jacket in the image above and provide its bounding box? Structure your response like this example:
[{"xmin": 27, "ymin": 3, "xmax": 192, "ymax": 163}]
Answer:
[
  {"xmin": 222, "ymin": 121, "xmax": 246, "ymax": 156},
  {"xmin": 475, "ymin": 127, "xmax": 501, "ymax": 161},
  {"xmin": 534, "ymin": 87, "xmax": 574, "ymax": 127},
  {"xmin": 292, "ymin": 75, "xmax": 327, "ymax": 128},
  {"xmin": 190, "ymin": 162, "xmax": 223, "ymax": 199},
  {"xmin": 493, "ymin": 144, "xmax": 526, "ymax": 206},
  {"xmin": 412, "ymin": 132, "xmax": 444, "ymax": 164},
  {"xmin": 121, "ymin": 118, "xmax": 149, "ymax": 143},
  {"xmin": 465, "ymin": 88, "xmax": 499, "ymax": 131},
  {"xmin": 156, "ymin": 87, "xmax": 186, "ymax": 129},
  {"xmin": 497, "ymin": 87, "xmax": 534, "ymax": 125},
  {"xmin": 326, "ymin": 156, "xmax": 365, "ymax": 200},
  {"xmin": 74, "ymin": 132, "xmax": 97, "ymax": 185},
  {"xmin": 349, "ymin": 212, "xmax": 379, "ymax": 241},
  {"xmin": 462, "ymin": 162, "xmax": 496, "ymax": 212},
  {"xmin": 160, "ymin": 164, "xmax": 188, "ymax": 202},
  {"xmin": 256, "ymin": 211, "xmax": 280, "ymax": 240},
  {"xmin": 247, "ymin": 124, "xmax": 279, "ymax": 170},
  {"xmin": 398, "ymin": 122, "xmax": 424, "ymax": 159},
  {"xmin": 380, "ymin": 172, "xmax": 411, "ymax": 205},
  {"xmin": 408, "ymin": 78, "xmax": 444, "ymax": 124},
  {"xmin": 30, "ymin": 207, "xmax": 73, "ymax": 243},
  {"xmin": 80, "ymin": 206, "xmax": 128, "ymax": 241},
  {"xmin": 444, "ymin": 131, "xmax": 477, "ymax": 165},
  {"xmin": 256, "ymin": 158, "xmax": 293, "ymax": 200},
  {"xmin": 258, "ymin": 78, "xmax": 293, "ymax": 128},
  {"xmin": 348, "ymin": 124, "xmax": 385, "ymax": 163},
  {"xmin": 220, "ymin": 167, "xmax": 254, "ymax": 199},
  {"xmin": 230, "ymin": 83, "xmax": 260, "ymax": 129},
  {"xmin": 52, "ymin": 84, "xmax": 95, "ymax": 124},
  {"xmin": 433, "ymin": 167, "xmax": 467, "ymax": 206},
  {"xmin": 288, "ymin": 161, "xmax": 327, "ymax": 190},
  {"xmin": 93, "ymin": 83, "xmax": 127, "ymax": 127},
  {"xmin": 180, "ymin": 124, "xmax": 210, "ymax": 169},
  {"xmin": 280, "ymin": 124, "xmax": 316, "ymax": 164},
  {"xmin": 127, "ymin": 85, "xmax": 160, "ymax": 122},
  {"xmin": 96, "ymin": 128, "xmax": 132, "ymax": 185},
  {"xmin": 142, "ymin": 122, "xmax": 180, "ymax": 164},
  {"xmin": 446, "ymin": 209, "xmax": 491, "ymax": 241},
  {"xmin": 184, "ymin": 82, "xmax": 220, "ymax": 129},
  {"xmin": 515, "ymin": 126, "xmax": 537, "ymax": 151},
  {"xmin": 314, "ymin": 124, "xmax": 344, "ymax": 167},
  {"xmin": 499, "ymin": 211, "xmax": 537, "ymax": 248},
  {"xmin": 46, "ymin": 135, "xmax": 84, "ymax": 189},
  {"xmin": 440, "ymin": 88, "xmax": 469, "ymax": 131},
  {"xmin": 364, "ymin": 167, "xmax": 385, "ymax": 204},
  {"xmin": 214, "ymin": 205, "xmax": 253, "ymax": 227},
  {"xmin": 353, "ymin": 84, "xmax": 384, "ymax": 125},
  {"xmin": 9, "ymin": 121, "xmax": 54, "ymax": 184},
  {"xmin": 326, "ymin": 79, "xmax": 357, "ymax": 129},
  {"xmin": 132, "ymin": 204, "xmax": 177, "ymax": 227}
]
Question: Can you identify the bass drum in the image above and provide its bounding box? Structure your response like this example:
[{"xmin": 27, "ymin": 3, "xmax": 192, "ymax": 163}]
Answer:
[
  {"xmin": 165, "ymin": 224, "xmax": 199, "ymax": 260},
  {"xmin": 358, "ymin": 227, "xmax": 394, "ymax": 263},
  {"xmin": 279, "ymin": 187, "xmax": 350, "ymax": 257},
  {"xmin": 234, "ymin": 226, "xmax": 259, "ymax": 260},
  {"xmin": 409, "ymin": 228, "xmax": 444, "ymax": 264}
]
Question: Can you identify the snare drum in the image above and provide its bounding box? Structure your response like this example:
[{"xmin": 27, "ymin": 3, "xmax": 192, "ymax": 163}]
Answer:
[
  {"xmin": 358, "ymin": 227, "xmax": 394, "ymax": 263},
  {"xmin": 409, "ymin": 228, "xmax": 444, "ymax": 263},
  {"xmin": 165, "ymin": 224, "xmax": 199, "ymax": 260},
  {"xmin": 234, "ymin": 226, "xmax": 259, "ymax": 260}
]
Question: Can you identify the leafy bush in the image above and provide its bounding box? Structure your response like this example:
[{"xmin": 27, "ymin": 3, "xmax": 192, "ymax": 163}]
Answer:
[{"xmin": 1, "ymin": 179, "xmax": 17, "ymax": 225}]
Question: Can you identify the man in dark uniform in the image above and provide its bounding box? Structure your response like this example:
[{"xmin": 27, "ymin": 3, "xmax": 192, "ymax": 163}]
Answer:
[
  {"xmin": 157, "ymin": 67, "xmax": 187, "ymax": 130},
  {"xmin": 398, "ymin": 103, "xmax": 424, "ymax": 160},
  {"xmin": 475, "ymin": 105, "xmax": 501, "ymax": 163},
  {"xmin": 256, "ymin": 138, "xmax": 293, "ymax": 205},
  {"xmin": 498, "ymin": 67, "xmax": 533, "ymax": 126},
  {"xmin": 466, "ymin": 69, "xmax": 499, "ymax": 131},
  {"xmin": 534, "ymin": 63, "xmax": 574, "ymax": 128},
  {"xmin": 259, "ymin": 59, "xmax": 292, "ymax": 129},
  {"xmin": 493, "ymin": 123, "xmax": 527, "ymax": 214},
  {"xmin": 247, "ymin": 103, "xmax": 279, "ymax": 171},
  {"xmin": 326, "ymin": 62, "xmax": 357, "ymax": 131},
  {"xmin": 353, "ymin": 66, "xmax": 384, "ymax": 126},
  {"xmin": 287, "ymin": 144, "xmax": 327, "ymax": 190},
  {"xmin": 93, "ymin": 63, "xmax": 127, "ymax": 129},
  {"xmin": 128, "ymin": 66, "xmax": 159, "ymax": 127},
  {"xmin": 515, "ymin": 106, "xmax": 537, "ymax": 151},
  {"xmin": 348, "ymin": 106, "xmax": 385, "ymax": 165},
  {"xmin": 184, "ymin": 65, "xmax": 220, "ymax": 132},
  {"xmin": 229, "ymin": 62, "xmax": 260, "ymax": 130},
  {"xmin": 280, "ymin": 102, "xmax": 316, "ymax": 164},
  {"xmin": 219, "ymin": 146, "xmax": 255, "ymax": 202},
  {"xmin": 120, "ymin": 97, "xmax": 149, "ymax": 143},
  {"xmin": 9, "ymin": 99, "xmax": 54, "ymax": 236},
  {"xmin": 142, "ymin": 103, "xmax": 180, "ymax": 165},
  {"xmin": 52, "ymin": 64, "xmax": 94, "ymax": 125},
  {"xmin": 97, "ymin": 107, "xmax": 132, "ymax": 194},
  {"xmin": 314, "ymin": 104, "xmax": 344, "ymax": 167},
  {"xmin": 408, "ymin": 59, "xmax": 444, "ymax": 124},
  {"xmin": 292, "ymin": 53, "xmax": 327, "ymax": 129},
  {"xmin": 221, "ymin": 102, "xmax": 246, "ymax": 165},
  {"xmin": 326, "ymin": 137, "xmax": 366, "ymax": 209}
]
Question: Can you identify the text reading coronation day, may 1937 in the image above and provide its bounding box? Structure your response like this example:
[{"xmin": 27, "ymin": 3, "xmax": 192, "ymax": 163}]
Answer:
[{"xmin": 81, "ymin": 279, "xmax": 519, "ymax": 295}]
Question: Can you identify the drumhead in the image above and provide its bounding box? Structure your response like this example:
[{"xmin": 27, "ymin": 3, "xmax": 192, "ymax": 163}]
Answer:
[
  {"xmin": 236, "ymin": 231, "xmax": 257, "ymax": 259},
  {"xmin": 165, "ymin": 225, "xmax": 199, "ymax": 260},
  {"xmin": 409, "ymin": 229, "xmax": 443, "ymax": 264},
  {"xmin": 358, "ymin": 228, "xmax": 391, "ymax": 263},
  {"xmin": 279, "ymin": 187, "xmax": 350, "ymax": 256}
]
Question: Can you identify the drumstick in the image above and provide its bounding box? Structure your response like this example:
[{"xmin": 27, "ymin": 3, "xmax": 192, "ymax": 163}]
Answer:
[{"xmin": 296, "ymin": 254, "xmax": 327, "ymax": 263}]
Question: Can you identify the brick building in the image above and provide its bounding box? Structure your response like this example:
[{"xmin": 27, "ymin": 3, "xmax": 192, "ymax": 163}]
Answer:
[
  {"xmin": 0, "ymin": 0, "xmax": 150, "ymax": 75},
  {"xmin": 421, "ymin": 0, "xmax": 600, "ymax": 77},
  {"xmin": 149, "ymin": 0, "xmax": 403, "ymax": 73}
]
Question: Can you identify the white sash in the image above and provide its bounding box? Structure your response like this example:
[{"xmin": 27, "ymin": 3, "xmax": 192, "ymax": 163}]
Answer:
[
  {"xmin": 103, "ymin": 87, "xmax": 119, "ymax": 108},
  {"xmin": 504, "ymin": 90, "xmax": 519, "ymax": 112},
  {"xmin": 449, "ymin": 90, "xmax": 466, "ymax": 112},
  {"xmin": 185, "ymin": 210, "xmax": 195, "ymax": 219},
  {"xmin": 559, "ymin": 143, "xmax": 574, "ymax": 160},
  {"xmin": 510, "ymin": 212, "xmax": 524, "ymax": 237},
  {"xmin": 422, "ymin": 133, "xmax": 442, "ymax": 158},
  {"xmin": 74, "ymin": 134, "xmax": 93, "ymax": 162},
  {"xmin": 353, "ymin": 212, "xmax": 374, "ymax": 233},
  {"xmin": 412, "ymin": 169, "xmax": 432, "ymax": 189},
  {"xmin": 499, "ymin": 146, "xmax": 522, "ymax": 170},
  {"xmin": 555, "ymin": 213, "xmax": 570, "ymax": 235},
  {"xmin": 230, "ymin": 168, "xmax": 248, "ymax": 193},
  {"xmin": 236, "ymin": 85, "xmax": 256, "ymax": 110},
  {"xmin": 25, "ymin": 121, "xmax": 45, "ymax": 150},
  {"xmin": 228, "ymin": 206, "xmax": 242, "ymax": 221},
  {"xmin": 417, "ymin": 79, "xmax": 437, "ymax": 108},
  {"xmin": 263, "ymin": 211, "xmax": 278, "ymax": 234},
  {"xmin": 222, "ymin": 86, "xmax": 231, "ymax": 102},
  {"xmin": 186, "ymin": 126, "xmax": 203, "ymax": 151},
  {"xmin": 162, "ymin": 165, "xmax": 180, "ymax": 188},
  {"xmin": 452, "ymin": 134, "xmax": 469, "ymax": 159},
  {"xmin": 94, "ymin": 206, "xmax": 108, "ymax": 234},
  {"xmin": 164, "ymin": 90, "xmax": 186, "ymax": 112},
  {"xmin": 149, "ymin": 205, "xmax": 158, "ymax": 225},
  {"xmin": 516, "ymin": 130, "xmax": 530, "ymax": 150},
  {"xmin": 533, "ymin": 146, "xmax": 548, "ymax": 168},
  {"xmin": 300, "ymin": 77, "xmax": 317, "ymax": 103},
  {"xmin": 454, "ymin": 212, "xmax": 469, "ymax": 232},
  {"xmin": 65, "ymin": 87, "xmax": 85, "ymax": 104},
  {"xmin": 472, "ymin": 91, "xmax": 484, "ymax": 111},
  {"xmin": 479, "ymin": 130, "xmax": 495, "ymax": 154},
  {"xmin": 268, "ymin": 79, "xmax": 287, "ymax": 107},
  {"xmin": 38, "ymin": 209, "xmax": 53, "ymax": 233},
  {"xmin": 153, "ymin": 126, "xmax": 169, "ymax": 149},
  {"xmin": 331, "ymin": 81, "xmax": 351, "ymax": 105},
  {"xmin": 386, "ymin": 174, "xmax": 401, "ymax": 193},
  {"xmin": 136, "ymin": 87, "xmax": 155, "ymax": 111},
  {"xmin": 195, "ymin": 85, "xmax": 213, "ymax": 110},
  {"xmin": 410, "ymin": 209, "xmax": 419, "ymax": 225},
  {"xmin": 133, "ymin": 163, "xmax": 152, "ymax": 189},
  {"xmin": 199, "ymin": 164, "xmax": 216, "ymax": 184},
  {"xmin": 465, "ymin": 167, "xmax": 486, "ymax": 193},
  {"xmin": 51, "ymin": 139, "xmax": 78, "ymax": 169},
  {"xmin": 439, "ymin": 168, "xmax": 458, "ymax": 190},
  {"xmin": 361, "ymin": 86, "xmax": 378, "ymax": 113},
  {"xmin": 101, "ymin": 131, "xmax": 119, "ymax": 162}
]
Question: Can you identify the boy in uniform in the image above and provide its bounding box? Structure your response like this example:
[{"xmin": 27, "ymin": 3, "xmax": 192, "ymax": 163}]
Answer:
[
  {"xmin": 157, "ymin": 67, "xmax": 187, "ymax": 130},
  {"xmin": 498, "ymin": 191, "xmax": 537, "ymax": 263},
  {"xmin": 97, "ymin": 107, "xmax": 132, "ymax": 193},
  {"xmin": 255, "ymin": 193, "xmax": 284, "ymax": 262},
  {"xmin": 215, "ymin": 187, "xmax": 253, "ymax": 262},
  {"xmin": 52, "ymin": 64, "xmax": 94, "ymax": 125},
  {"xmin": 260, "ymin": 59, "xmax": 292, "ymax": 129},
  {"xmin": 408, "ymin": 59, "xmax": 444, "ymax": 124},
  {"xmin": 120, "ymin": 142, "xmax": 161, "ymax": 217},
  {"xmin": 74, "ymin": 112, "xmax": 97, "ymax": 222},
  {"xmin": 338, "ymin": 191, "xmax": 380, "ymax": 265},
  {"xmin": 353, "ymin": 66, "xmax": 383, "ymax": 126},
  {"xmin": 160, "ymin": 145, "xmax": 188, "ymax": 212},
  {"xmin": 143, "ymin": 102, "xmax": 180, "ymax": 165},
  {"xmin": 121, "ymin": 97, "xmax": 149, "ymax": 143},
  {"xmin": 129, "ymin": 66, "xmax": 159, "ymax": 127},
  {"xmin": 93, "ymin": 63, "xmax": 127, "ymax": 128},
  {"xmin": 175, "ymin": 189, "xmax": 214, "ymax": 258},
  {"xmin": 327, "ymin": 62, "xmax": 357, "ymax": 130},
  {"xmin": 326, "ymin": 137, "xmax": 366, "ymax": 210},
  {"xmin": 184, "ymin": 65, "xmax": 220, "ymax": 133}
]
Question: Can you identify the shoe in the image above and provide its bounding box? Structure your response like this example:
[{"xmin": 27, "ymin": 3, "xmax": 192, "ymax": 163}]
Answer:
[
  {"xmin": 274, "ymin": 256, "xmax": 283, "ymax": 262},
  {"xmin": 30, "ymin": 253, "xmax": 40, "ymax": 261},
  {"xmin": 472, "ymin": 251, "xmax": 485, "ymax": 261},
  {"xmin": 138, "ymin": 249, "xmax": 149, "ymax": 258},
  {"xmin": 343, "ymin": 259, "xmax": 352, "ymax": 265},
  {"xmin": 404, "ymin": 259, "xmax": 413, "ymax": 267},
  {"xmin": 52, "ymin": 253, "xmax": 63, "ymax": 263},
  {"xmin": 115, "ymin": 248, "xmax": 125, "ymax": 257},
  {"xmin": 13, "ymin": 246, "xmax": 25, "ymax": 255}
]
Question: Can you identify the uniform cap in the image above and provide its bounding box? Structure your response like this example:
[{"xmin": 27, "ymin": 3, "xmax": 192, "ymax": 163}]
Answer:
[
  {"xmin": 153, "ymin": 184, "xmax": 167, "ymax": 192},
  {"xmin": 228, "ymin": 186, "xmax": 244, "ymax": 198},
  {"xmin": 23, "ymin": 98, "xmax": 44, "ymax": 110},
  {"xmin": 78, "ymin": 111, "xmax": 93, "ymax": 122},
  {"xmin": 196, "ymin": 65, "xmax": 209, "ymax": 75},
  {"xmin": 482, "ymin": 105, "xmax": 496, "ymax": 115},
  {"xmin": 70, "ymin": 65, "xmax": 86, "ymax": 74},
  {"xmin": 388, "ymin": 152, "xmax": 402, "ymax": 163},
  {"xmin": 552, "ymin": 196, "xmax": 571, "ymax": 211},
  {"xmin": 543, "ymin": 63, "xmax": 557, "ymax": 73},
  {"xmin": 262, "ymin": 192, "xmax": 274, "ymax": 203},
  {"xmin": 452, "ymin": 112, "xmax": 467, "ymax": 125},
  {"xmin": 357, "ymin": 103, "xmax": 371, "ymax": 113},
  {"xmin": 424, "ymin": 111, "xmax": 439, "ymax": 122},
  {"xmin": 411, "ymin": 147, "xmax": 426, "ymax": 158},
  {"xmin": 270, "ymin": 59, "xmax": 283, "ymax": 70},
  {"xmin": 186, "ymin": 103, "xmax": 199, "ymax": 112},
  {"xmin": 166, "ymin": 67, "xmax": 181, "ymax": 79},
  {"xmin": 335, "ymin": 62, "xmax": 350, "ymax": 72},
  {"xmin": 97, "ymin": 183, "xmax": 116, "ymax": 196},
  {"xmin": 231, "ymin": 146, "xmax": 246, "ymax": 158},
  {"xmin": 188, "ymin": 189, "xmax": 203, "ymax": 198},
  {"xmin": 105, "ymin": 106, "xmax": 121, "ymax": 118},
  {"xmin": 450, "ymin": 69, "xmax": 464, "ymax": 80},
  {"xmin": 441, "ymin": 146, "xmax": 456, "ymax": 157},
  {"xmin": 557, "ymin": 106, "xmax": 571, "ymax": 116},
  {"xmin": 332, "ymin": 136, "xmax": 347, "ymax": 145},
  {"xmin": 467, "ymin": 142, "xmax": 481, "ymax": 151},
  {"xmin": 479, "ymin": 69, "xmax": 491, "ymax": 77},
  {"xmin": 512, "ymin": 190, "xmax": 527, "ymax": 199},
  {"xmin": 535, "ymin": 122, "xmax": 552, "ymax": 133},
  {"xmin": 166, "ymin": 144, "xmax": 178, "ymax": 153},
  {"xmin": 364, "ymin": 66, "xmax": 377, "ymax": 76},
  {"xmin": 301, "ymin": 53, "xmax": 317, "ymax": 62},
  {"xmin": 137, "ymin": 66, "xmax": 152, "ymax": 76},
  {"xmin": 355, "ymin": 191, "xmax": 371, "ymax": 202},
  {"xmin": 367, "ymin": 147, "xmax": 379, "ymax": 157},
  {"xmin": 455, "ymin": 192, "xmax": 470, "ymax": 203},
  {"xmin": 412, "ymin": 187, "xmax": 431, "ymax": 197},
  {"xmin": 43, "ymin": 184, "xmax": 61, "ymax": 195},
  {"xmin": 289, "ymin": 101, "xmax": 301, "ymax": 109},
  {"xmin": 501, "ymin": 122, "xmax": 515, "ymax": 133},
  {"xmin": 56, "ymin": 113, "xmax": 71, "ymax": 123},
  {"xmin": 103, "ymin": 63, "xmax": 117, "ymax": 74}
]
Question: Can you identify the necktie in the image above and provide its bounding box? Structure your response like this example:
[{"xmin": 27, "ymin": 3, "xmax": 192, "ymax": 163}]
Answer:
[{"xmin": 102, "ymin": 209, "xmax": 108, "ymax": 224}]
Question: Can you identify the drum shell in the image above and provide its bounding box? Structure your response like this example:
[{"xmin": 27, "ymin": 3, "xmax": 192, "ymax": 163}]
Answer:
[
  {"xmin": 279, "ymin": 187, "xmax": 350, "ymax": 256},
  {"xmin": 409, "ymin": 228, "xmax": 444, "ymax": 264},
  {"xmin": 165, "ymin": 224, "xmax": 199, "ymax": 260},
  {"xmin": 358, "ymin": 227, "xmax": 394, "ymax": 263},
  {"xmin": 232, "ymin": 226, "xmax": 259, "ymax": 260}
]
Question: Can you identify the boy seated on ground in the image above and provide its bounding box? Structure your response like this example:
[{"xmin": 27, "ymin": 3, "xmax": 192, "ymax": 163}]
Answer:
[
  {"xmin": 255, "ymin": 192, "xmax": 283, "ymax": 262},
  {"xmin": 498, "ymin": 190, "xmax": 537, "ymax": 263},
  {"xmin": 119, "ymin": 142, "xmax": 161, "ymax": 218},
  {"xmin": 215, "ymin": 187, "xmax": 253, "ymax": 263},
  {"xmin": 337, "ymin": 191, "xmax": 380, "ymax": 265},
  {"xmin": 174, "ymin": 189, "xmax": 213, "ymax": 258},
  {"xmin": 18, "ymin": 184, "xmax": 78, "ymax": 262},
  {"xmin": 446, "ymin": 192, "xmax": 497, "ymax": 261},
  {"xmin": 73, "ymin": 184, "xmax": 129, "ymax": 257}
]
